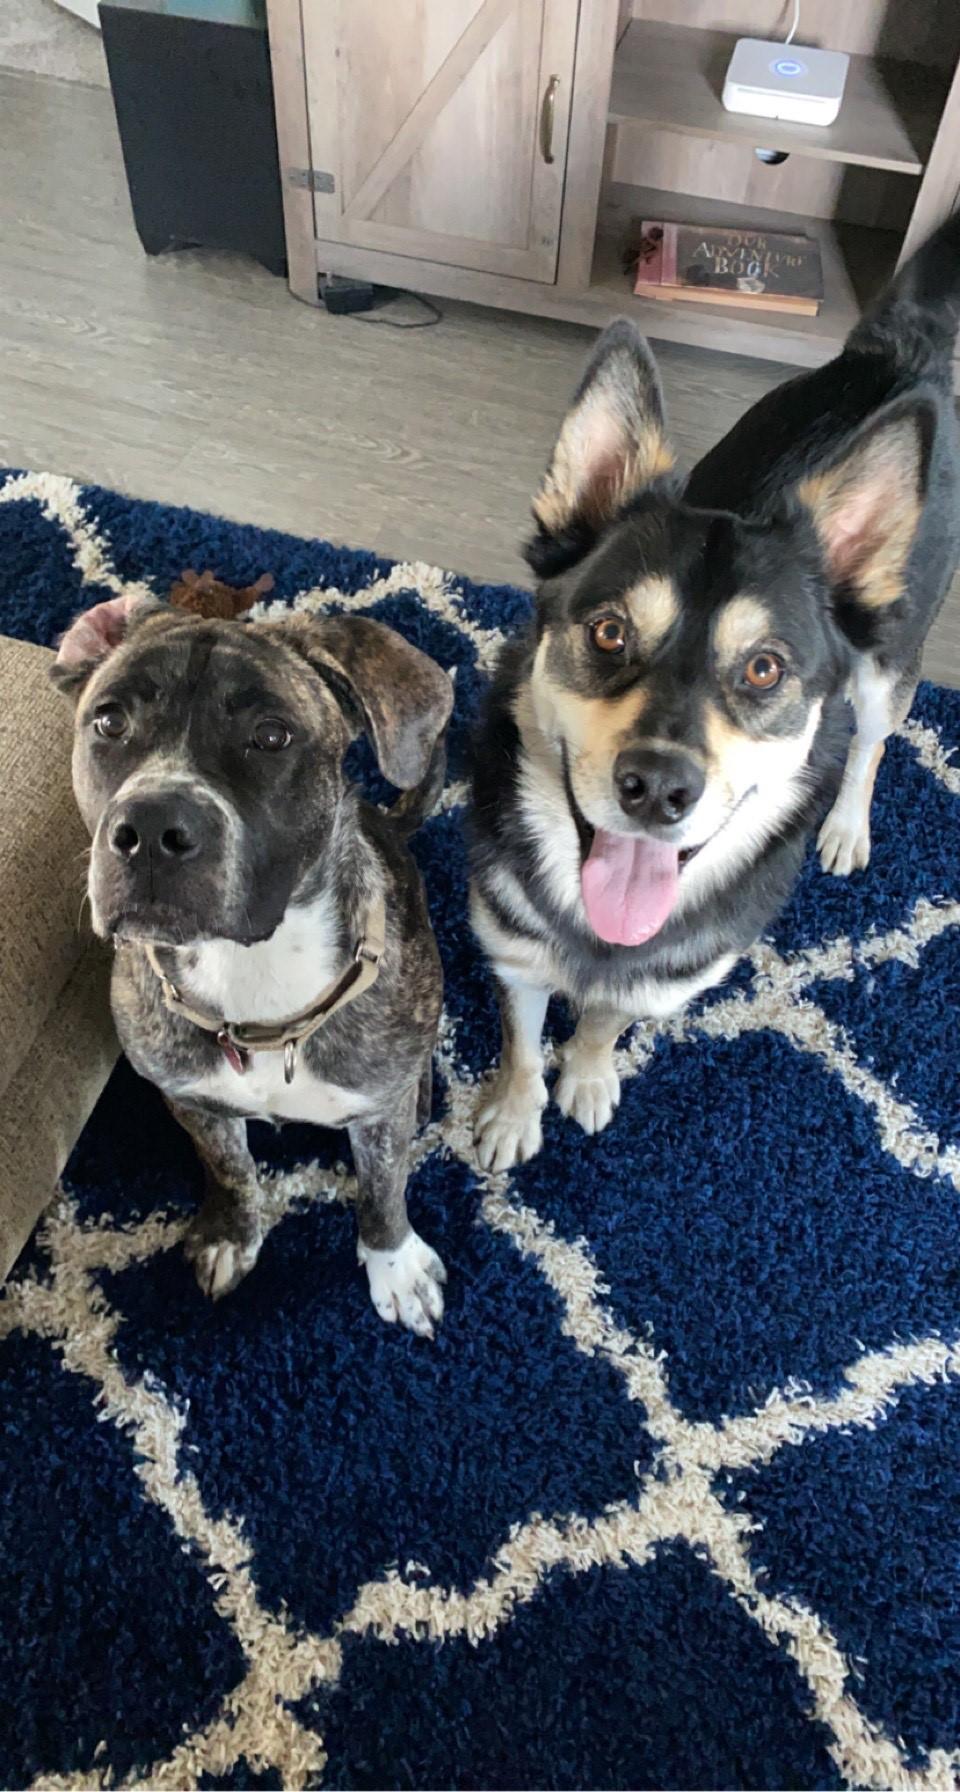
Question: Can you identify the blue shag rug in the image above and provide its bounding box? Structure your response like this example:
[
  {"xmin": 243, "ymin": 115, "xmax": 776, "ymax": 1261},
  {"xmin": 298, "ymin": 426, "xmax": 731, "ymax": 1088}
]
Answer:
[{"xmin": 3, "ymin": 468, "xmax": 960, "ymax": 1792}]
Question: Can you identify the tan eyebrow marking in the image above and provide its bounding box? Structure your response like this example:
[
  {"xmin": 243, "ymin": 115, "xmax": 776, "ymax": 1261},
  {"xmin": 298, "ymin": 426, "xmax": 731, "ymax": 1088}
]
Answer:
[
  {"xmin": 623, "ymin": 576, "xmax": 679, "ymax": 656},
  {"xmin": 713, "ymin": 595, "xmax": 773, "ymax": 661}
]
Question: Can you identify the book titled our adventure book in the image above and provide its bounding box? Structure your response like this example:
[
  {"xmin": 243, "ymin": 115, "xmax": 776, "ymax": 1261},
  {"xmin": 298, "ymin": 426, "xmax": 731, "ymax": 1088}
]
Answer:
[{"xmin": 632, "ymin": 221, "xmax": 823, "ymax": 316}]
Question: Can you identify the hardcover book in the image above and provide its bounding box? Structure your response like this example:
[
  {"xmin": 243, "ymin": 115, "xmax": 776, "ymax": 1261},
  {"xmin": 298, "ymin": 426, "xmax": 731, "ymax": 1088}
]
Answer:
[{"xmin": 632, "ymin": 221, "xmax": 823, "ymax": 316}]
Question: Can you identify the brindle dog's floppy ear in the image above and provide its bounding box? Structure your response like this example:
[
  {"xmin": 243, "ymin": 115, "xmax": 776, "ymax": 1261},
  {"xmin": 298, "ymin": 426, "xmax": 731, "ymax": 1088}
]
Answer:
[
  {"xmin": 266, "ymin": 614, "xmax": 453, "ymax": 789},
  {"xmin": 50, "ymin": 593, "xmax": 163, "ymax": 697},
  {"xmin": 526, "ymin": 318, "xmax": 676, "ymax": 579},
  {"xmin": 796, "ymin": 394, "xmax": 936, "ymax": 621}
]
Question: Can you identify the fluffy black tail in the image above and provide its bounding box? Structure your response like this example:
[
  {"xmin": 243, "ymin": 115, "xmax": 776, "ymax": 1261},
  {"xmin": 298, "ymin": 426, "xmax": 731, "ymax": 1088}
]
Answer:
[{"xmin": 851, "ymin": 208, "xmax": 960, "ymax": 381}]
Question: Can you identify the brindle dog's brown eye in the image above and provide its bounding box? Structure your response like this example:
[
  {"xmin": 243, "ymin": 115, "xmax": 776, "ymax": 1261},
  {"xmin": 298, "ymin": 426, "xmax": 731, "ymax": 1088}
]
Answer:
[
  {"xmin": 743, "ymin": 652, "xmax": 785, "ymax": 691},
  {"xmin": 94, "ymin": 703, "xmax": 128, "ymax": 740},
  {"xmin": 252, "ymin": 717, "xmax": 292, "ymax": 752},
  {"xmin": 589, "ymin": 616, "xmax": 626, "ymax": 655}
]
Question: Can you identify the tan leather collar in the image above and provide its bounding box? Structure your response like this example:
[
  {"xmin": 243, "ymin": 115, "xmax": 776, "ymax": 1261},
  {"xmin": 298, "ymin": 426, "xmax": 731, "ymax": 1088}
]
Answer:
[{"xmin": 143, "ymin": 896, "xmax": 386, "ymax": 1083}]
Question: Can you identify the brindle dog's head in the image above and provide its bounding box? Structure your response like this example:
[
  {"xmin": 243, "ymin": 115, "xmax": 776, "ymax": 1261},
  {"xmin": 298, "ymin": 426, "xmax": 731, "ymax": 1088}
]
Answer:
[
  {"xmin": 523, "ymin": 320, "xmax": 933, "ymax": 944},
  {"xmin": 52, "ymin": 600, "xmax": 452, "ymax": 945}
]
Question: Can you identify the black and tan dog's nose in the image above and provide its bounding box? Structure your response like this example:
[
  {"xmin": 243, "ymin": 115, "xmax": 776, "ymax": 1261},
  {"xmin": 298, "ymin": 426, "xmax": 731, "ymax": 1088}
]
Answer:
[
  {"xmin": 109, "ymin": 794, "xmax": 207, "ymax": 865},
  {"xmin": 614, "ymin": 746, "xmax": 705, "ymax": 827}
]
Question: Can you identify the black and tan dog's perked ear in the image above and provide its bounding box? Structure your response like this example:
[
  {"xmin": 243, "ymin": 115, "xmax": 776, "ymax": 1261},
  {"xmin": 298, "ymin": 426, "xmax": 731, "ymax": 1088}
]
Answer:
[
  {"xmin": 526, "ymin": 318, "xmax": 677, "ymax": 579},
  {"xmin": 797, "ymin": 395, "xmax": 936, "ymax": 626},
  {"xmin": 261, "ymin": 613, "xmax": 453, "ymax": 791}
]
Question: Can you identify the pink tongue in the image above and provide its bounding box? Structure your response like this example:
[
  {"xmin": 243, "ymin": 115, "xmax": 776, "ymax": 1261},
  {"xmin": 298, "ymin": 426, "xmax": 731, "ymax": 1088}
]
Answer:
[{"xmin": 581, "ymin": 829, "xmax": 680, "ymax": 945}]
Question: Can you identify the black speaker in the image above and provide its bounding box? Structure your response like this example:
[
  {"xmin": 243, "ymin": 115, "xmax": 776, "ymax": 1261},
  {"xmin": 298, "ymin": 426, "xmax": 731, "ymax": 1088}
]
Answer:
[{"xmin": 100, "ymin": 6, "xmax": 287, "ymax": 278}]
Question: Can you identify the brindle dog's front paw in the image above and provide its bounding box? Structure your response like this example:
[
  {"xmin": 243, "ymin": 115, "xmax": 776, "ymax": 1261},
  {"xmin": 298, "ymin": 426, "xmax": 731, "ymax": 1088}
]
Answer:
[
  {"xmin": 184, "ymin": 1199, "xmax": 263, "ymax": 1301},
  {"xmin": 474, "ymin": 1071, "xmax": 547, "ymax": 1172},
  {"xmin": 358, "ymin": 1230, "xmax": 446, "ymax": 1339}
]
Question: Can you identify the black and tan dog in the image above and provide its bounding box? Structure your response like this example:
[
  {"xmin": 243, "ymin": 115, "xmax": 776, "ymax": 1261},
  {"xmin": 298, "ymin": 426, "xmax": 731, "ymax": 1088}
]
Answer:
[
  {"xmin": 470, "ymin": 213, "xmax": 960, "ymax": 1171},
  {"xmin": 54, "ymin": 597, "xmax": 452, "ymax": 1333}
]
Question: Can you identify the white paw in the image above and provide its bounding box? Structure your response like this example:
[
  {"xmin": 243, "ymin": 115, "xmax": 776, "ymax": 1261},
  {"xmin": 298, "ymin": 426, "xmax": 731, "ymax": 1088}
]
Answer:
[
  {"xmin": 554, "ymin": 1050, "xmax": 621, "ymax": 1135},
  {"xmin": 187, "ymin": 1236, "xmax": 261, "ymax": 1300},
  {"xmin": 474, "ymin": 1072, "xmax": 547, "ymax": 1172},
  {"xmin": 818, "ymin": 806, "xmax": 871, "ymax": 876},
  {"xmin": 358, "ymin": 1230, "xmax": 447, "ymax": 1339}
]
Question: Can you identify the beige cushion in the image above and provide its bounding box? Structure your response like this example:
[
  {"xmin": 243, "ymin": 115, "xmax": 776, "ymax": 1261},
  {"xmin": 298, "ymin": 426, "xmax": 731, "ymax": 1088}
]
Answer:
[
  {"xmin": 0, "ymin": 943, "xmax": 117, "ymax": 1282},
  {"xmin": 0, "ymin": 635, "xmax": 94, "ymax": 1101},
  {"xmin": 0, "ymin": 633, "xmax": 118, "ymax": 1281}
]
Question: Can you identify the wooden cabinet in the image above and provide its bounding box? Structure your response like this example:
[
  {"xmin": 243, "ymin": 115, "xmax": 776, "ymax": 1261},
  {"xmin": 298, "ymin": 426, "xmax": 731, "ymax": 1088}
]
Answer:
[
  {"xmin": 300, "ymin": 0, "xmax": 579, "ymax": 281},
  {"xmin": 269, "ymin": 0, "xmax": 960, "ymax": 373}
]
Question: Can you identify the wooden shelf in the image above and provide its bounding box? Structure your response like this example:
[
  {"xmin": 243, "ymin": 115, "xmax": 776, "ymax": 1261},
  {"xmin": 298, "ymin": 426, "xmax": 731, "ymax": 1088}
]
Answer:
[
  {"xmin": 609, "ymin": 21, "xmax": 945, "ymax": 176},
  {"xmin": 307, "ymin": 213, "xmax": 960, "ymax": 379},
  {"xmin": 310, "ymin": 177, "xmax": 904, "ymax": 371},
  {"xmin": 589, "ymin": 185, "xmax": 901, "ymax": 361}
]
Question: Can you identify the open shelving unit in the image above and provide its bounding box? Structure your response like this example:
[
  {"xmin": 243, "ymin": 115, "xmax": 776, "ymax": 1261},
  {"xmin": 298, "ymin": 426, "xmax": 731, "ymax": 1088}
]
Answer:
[
  {"xmin": 589, "ymin": 189, "xmax": 901, "ymax": 362},
  {"xmin": 593, "ymin": 4, "xmax": 960, "ymax": 365},
  {"xmin": 609, "ymin": 21, "xmax": 945, "ymax": 175}
]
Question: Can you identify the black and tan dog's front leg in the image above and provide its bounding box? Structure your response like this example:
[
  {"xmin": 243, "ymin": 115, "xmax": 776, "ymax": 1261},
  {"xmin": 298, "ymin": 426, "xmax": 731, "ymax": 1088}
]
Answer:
[
  {"xmin": 168, "ymin": 1099, "xmax": 264, "ymax": 1300},
  {"xmin": 818, "ymin": 655, "xmax": 917, "ymax": 876},
  {"xmin": 474, "ymin": 974, "xmax": 550, "ymax": 1172},
  {"xmin": 554, "ymin": 1003, "xmax": 637, "ymax": 1136},
  {"xmin": 350, "ymin": 1084, "xmax": 446, "ymax": 1338}
]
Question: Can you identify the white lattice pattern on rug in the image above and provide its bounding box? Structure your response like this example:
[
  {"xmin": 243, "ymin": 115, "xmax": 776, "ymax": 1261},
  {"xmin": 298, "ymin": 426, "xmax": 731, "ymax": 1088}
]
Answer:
[{"xmin": 3, "ymin": 473, "xmax": 960, "ymax": 1792}]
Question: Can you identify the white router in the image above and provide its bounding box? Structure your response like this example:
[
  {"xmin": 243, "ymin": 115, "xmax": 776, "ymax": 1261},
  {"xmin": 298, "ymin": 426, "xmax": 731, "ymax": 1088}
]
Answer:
[{"xmin": 722, "ymin": 38, "xmax": 850, "ymax": 127}]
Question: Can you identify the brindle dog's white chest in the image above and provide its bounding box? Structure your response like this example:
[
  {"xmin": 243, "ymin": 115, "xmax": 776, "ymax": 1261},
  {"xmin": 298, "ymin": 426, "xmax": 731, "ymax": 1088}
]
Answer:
[
  {"xmin": 179, "ymin": 1055, "xmax": 372, "ymax": 1127},
  {"xmin": 166, "ymin": 893, "xmax": 373, "ymax": 1127}
]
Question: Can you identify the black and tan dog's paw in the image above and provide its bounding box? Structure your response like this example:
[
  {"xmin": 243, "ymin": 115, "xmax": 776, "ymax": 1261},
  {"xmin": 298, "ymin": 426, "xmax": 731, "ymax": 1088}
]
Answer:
[
  {"xmin": 474, "ymin": 1071, "xmax": 548, "ymax": 1172},
  {"xmin": 184, "ymin": 1201, "xmax": 263, "ymax": 1301},
  {"xmin": 554, "ymin": 1048, "xmax": 621, "ymax": 1136},
  {"xmin": 817, "ymin": 804, "xmax": 872, "ymax": 877}
]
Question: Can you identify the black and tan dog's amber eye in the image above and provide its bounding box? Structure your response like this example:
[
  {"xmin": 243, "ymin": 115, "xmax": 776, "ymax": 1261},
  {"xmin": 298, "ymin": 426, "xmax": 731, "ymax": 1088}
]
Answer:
[
  {"xmin": 252, "ymin": 717, "xmax": 292, "ymax": 752},
  {"xmin": 94, "ymin": 704, "xmax": 128, "ymax": 740},
  {"xmin": 589, "ymin": 616, "xmax": 627, "ymax": 655},
  {"xmin": 743, "ymin": 653, "xmax": 784, "ymax": 691}
]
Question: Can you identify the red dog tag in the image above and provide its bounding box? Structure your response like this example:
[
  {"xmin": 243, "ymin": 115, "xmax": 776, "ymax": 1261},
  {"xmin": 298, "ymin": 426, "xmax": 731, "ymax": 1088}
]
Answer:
[{"xmin": 217, "ymin": 1029, "xmax": 250, "ymax": 1075}]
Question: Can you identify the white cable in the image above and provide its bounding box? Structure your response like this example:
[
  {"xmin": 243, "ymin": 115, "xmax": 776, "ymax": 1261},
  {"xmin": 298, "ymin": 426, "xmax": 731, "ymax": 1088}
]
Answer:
[{"xmin": 784, "ymin": 0, "xmax": 801, "ymax": 44}]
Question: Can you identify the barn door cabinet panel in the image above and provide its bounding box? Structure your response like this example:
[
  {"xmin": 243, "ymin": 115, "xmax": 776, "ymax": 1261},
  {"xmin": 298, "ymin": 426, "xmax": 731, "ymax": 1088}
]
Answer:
[
  {"xmin": 268, "ymin": 0, "xmax": 960, "ymax": 372},
  {"xmin": 299, "ymin": 0, "xmax": 578, "ymax": 280}
]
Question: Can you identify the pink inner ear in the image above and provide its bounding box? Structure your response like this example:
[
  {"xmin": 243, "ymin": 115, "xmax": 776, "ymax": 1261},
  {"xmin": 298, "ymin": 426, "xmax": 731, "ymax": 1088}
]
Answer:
[
  {"xmin": 588, "ymin": 446, "xmax": 631, "ymax": 519},
  {"xmin": 55, "ymin": 594, "xmax": 145, "ymax": 667},
  {"xmin": 823, "ymin": 484, "xmax": 885, "ymax": 583}
]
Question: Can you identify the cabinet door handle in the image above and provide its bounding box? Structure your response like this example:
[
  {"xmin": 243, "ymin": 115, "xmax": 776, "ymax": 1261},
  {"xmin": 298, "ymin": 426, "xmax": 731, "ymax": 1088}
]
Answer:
[{"xmin": 539, "ymin": 74, "xmax": 559, "ymax": 164}]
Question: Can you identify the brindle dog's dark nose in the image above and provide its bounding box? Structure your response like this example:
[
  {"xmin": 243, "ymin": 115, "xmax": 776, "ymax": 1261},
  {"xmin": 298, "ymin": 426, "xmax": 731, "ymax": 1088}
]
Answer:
[
  {"xmin": 614, "ymin": 746, "xmax": 705, "ymax": 827},
  {"xmin": 109, "ymin": 793, "xmax": 208, "ymax": 865}
]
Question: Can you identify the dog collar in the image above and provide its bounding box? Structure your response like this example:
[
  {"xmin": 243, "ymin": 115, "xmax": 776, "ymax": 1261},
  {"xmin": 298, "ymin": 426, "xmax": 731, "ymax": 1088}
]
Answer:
[{"xmin": 142, "ymin": 896, "xmax": 386, "ymax": 1084}]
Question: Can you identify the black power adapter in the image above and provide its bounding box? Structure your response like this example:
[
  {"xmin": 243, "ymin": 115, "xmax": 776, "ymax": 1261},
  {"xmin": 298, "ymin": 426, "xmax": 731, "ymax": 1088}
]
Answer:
[
  {"xmin": 317, "ymin": 276, "xmax": 442, "ymax": 330},
  {"xmin": 320, "ymin": 275, "xmax": 397, "ymax": 314}
]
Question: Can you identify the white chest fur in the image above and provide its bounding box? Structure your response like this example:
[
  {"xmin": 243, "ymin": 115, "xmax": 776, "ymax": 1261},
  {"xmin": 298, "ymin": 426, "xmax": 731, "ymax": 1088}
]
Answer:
[
  {"xmin": 176, "ymin": 1056, "xmax": 373, "ymax": 1127},
  {"xmin": 166, "ymin": 892, "xmax": 374, "ymax": 1127}
]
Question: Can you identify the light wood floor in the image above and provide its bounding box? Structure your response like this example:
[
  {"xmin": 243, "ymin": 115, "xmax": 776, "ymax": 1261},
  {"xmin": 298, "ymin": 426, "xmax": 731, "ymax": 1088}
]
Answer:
[{"xmin": 1, "ymin": 68, "xmax": 958, "ymax": 684}]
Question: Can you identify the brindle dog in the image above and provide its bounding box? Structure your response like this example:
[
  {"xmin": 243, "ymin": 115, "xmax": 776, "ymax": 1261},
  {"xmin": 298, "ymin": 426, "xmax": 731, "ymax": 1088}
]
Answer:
[{"xmin": 54, "ymin": 596, "xmax": 452, "ymax": 1335}]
